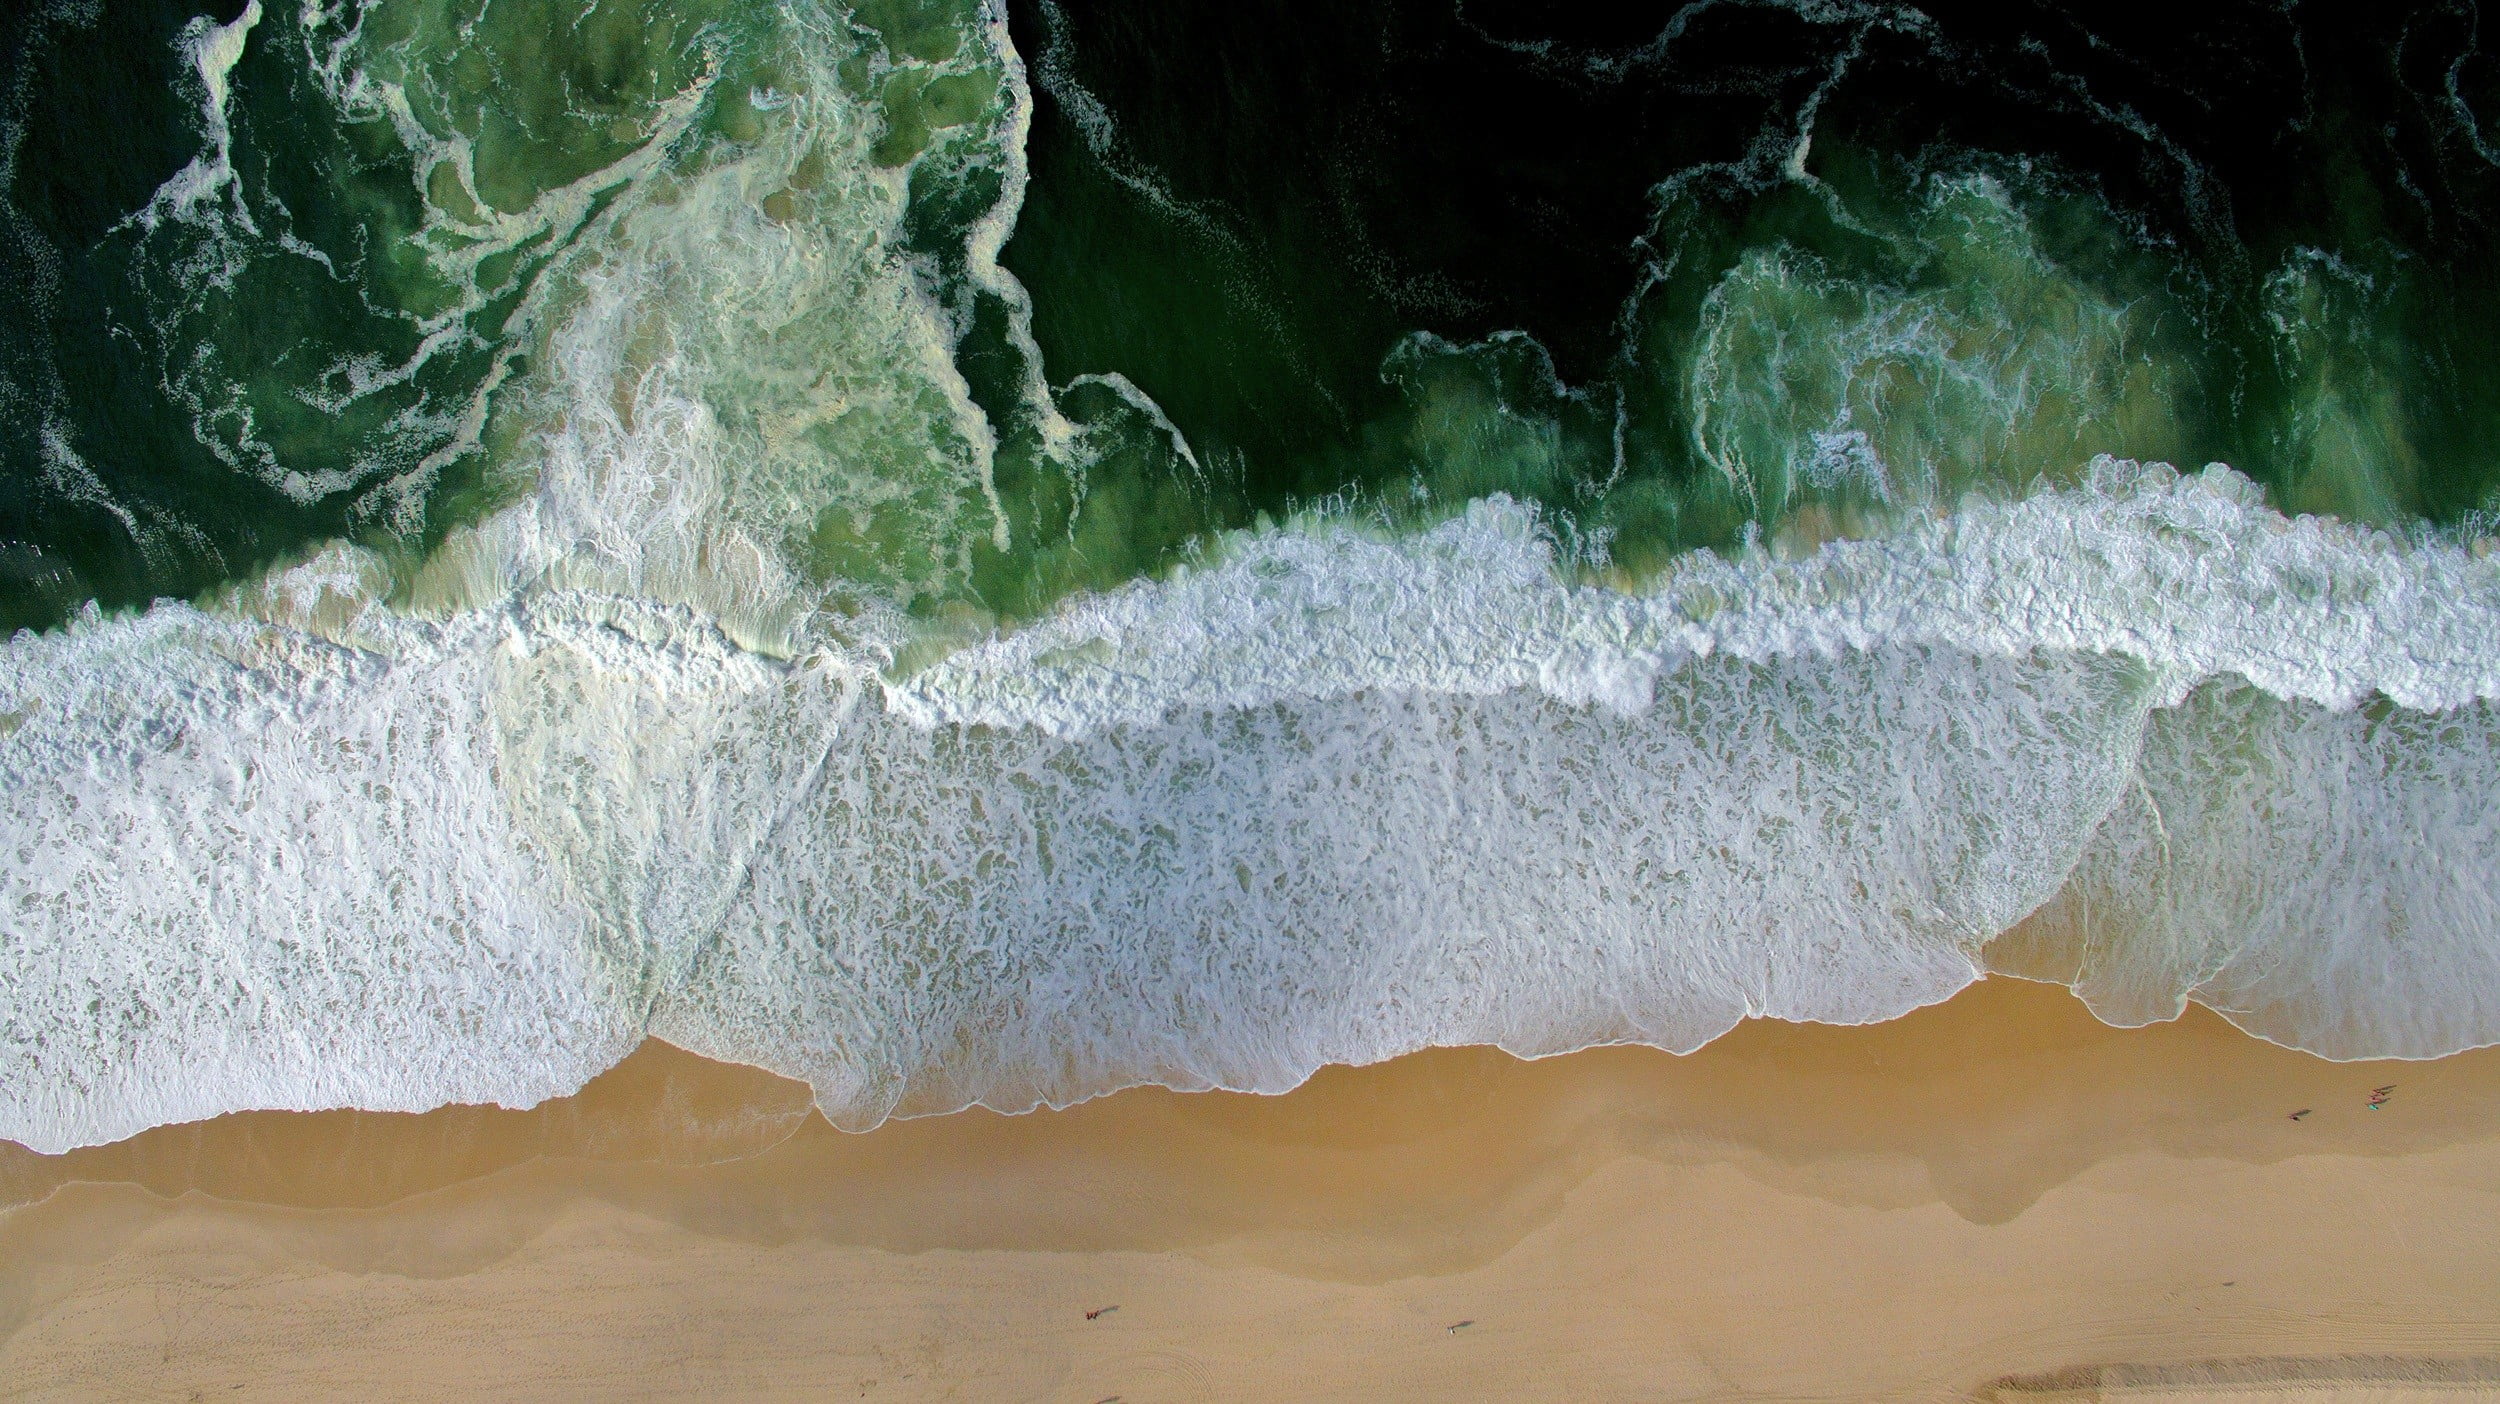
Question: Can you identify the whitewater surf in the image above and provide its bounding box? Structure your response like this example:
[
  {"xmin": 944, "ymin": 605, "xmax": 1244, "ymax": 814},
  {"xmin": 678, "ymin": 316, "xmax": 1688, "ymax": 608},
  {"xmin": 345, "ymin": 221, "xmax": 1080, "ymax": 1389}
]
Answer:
[{"xmin": 5, "ymin": 0, "xmax": 2500, "ymax": 1152}]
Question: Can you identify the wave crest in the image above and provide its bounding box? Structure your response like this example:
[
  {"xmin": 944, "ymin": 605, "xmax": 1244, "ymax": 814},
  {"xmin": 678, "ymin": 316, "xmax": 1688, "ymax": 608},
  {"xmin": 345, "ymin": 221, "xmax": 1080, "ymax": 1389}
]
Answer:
[{"xmin": 7, "ymin": 470, "xmax": 2499, "ymax": 1152}]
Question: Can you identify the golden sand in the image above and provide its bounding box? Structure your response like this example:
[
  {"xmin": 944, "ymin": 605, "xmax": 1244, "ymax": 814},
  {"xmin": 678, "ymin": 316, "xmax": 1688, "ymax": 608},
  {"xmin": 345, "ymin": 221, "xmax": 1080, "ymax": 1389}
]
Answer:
[{"xmin": 3, "ymin": 977, "xmax": 2498, "ymax": 1400}]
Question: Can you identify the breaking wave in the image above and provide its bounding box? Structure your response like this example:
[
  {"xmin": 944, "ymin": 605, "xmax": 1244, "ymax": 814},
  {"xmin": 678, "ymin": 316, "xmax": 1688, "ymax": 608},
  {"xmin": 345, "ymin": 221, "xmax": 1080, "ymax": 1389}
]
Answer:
[
  {"xmin": 6, "ymin": 467, "xmax": 2500, "ymax": 1153},
  {"xmin": 7, "ymin": 0, "xmax": 2500, "ymax": 1153}
]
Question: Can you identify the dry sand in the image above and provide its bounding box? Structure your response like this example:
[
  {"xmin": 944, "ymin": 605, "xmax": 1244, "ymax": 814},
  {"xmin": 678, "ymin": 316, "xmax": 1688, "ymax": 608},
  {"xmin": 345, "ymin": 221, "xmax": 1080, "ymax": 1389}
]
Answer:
[{"xmin": 3, "ymin": 977, "xmax": 2498, "ymax": 1401}]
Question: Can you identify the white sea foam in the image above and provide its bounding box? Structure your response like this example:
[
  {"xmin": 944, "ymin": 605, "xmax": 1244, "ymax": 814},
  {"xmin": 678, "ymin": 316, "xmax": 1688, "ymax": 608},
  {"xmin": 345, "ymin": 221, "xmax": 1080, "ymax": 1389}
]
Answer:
[
  {"xmin": 120, "ymin": 0, "xmax": 263, "ymax": 236},
  {"xmin": 0, "ymin": 606, "xmax": 636, "ymax": 1151},
  {"xmin": 11, "ymin": 0, "xmax": 2500, "ymax": 1155},
  {"xmin": 1992, "ymin": 679, "xmax": 2500, "ymax": 1059},
  {"xmin": 898, "ymin": 461, "xmax": 2500, "ymax": 731},
  {"xmin": 7, "ymin": 463, "xmax": 2500, "ymax": 1152},
  {"xmin": 661, "ymin": 643, "xmax": 2151, "ymax": 1129}
]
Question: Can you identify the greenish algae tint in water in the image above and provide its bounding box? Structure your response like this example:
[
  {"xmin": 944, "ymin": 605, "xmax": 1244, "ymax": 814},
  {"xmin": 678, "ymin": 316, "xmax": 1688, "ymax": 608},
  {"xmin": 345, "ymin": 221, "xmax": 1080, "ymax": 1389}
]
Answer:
[
  {"xmin": 0, "ymin": 0, "xmax": 1027, "ymax": 631},
  {"xmin": 11, "ymin": 0, "xmax": 2500, "ymax": 1155},
  {"xmin": 11, "ymin": 0, "xmax": 2500, "ymax": 633}
]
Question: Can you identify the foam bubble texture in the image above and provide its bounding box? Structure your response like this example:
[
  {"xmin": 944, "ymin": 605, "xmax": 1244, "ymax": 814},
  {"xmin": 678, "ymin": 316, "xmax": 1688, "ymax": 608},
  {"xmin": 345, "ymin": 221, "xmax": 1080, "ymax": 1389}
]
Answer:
[
  {"xmin": 661, "ymin": 645, "xmax": 2149, "ymax": 1128},
  {"xmin": 1991, "ymin": 680, "xmax": 2500, "ymax": 1059},
  {"xmin": 0, "ymin": 610, "xmax": 632, "ymax": 1151},
  {"xmin": 7, "ymin": 467, "xmax": 2500, "ymax": 1151},
  {"xmin": 901, "ymin": 461, "xmax": 2500, "ymax": 733}
]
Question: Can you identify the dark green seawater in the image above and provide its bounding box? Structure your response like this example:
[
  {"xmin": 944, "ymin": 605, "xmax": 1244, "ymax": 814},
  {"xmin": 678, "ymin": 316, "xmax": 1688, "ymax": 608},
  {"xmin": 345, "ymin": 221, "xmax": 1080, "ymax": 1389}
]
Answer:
[
  {"xmin": 996, "ymin": 0, "xmax": 2500, "ymax": 589},
  {"xmin": 8, "ymin": 1, "xmax": 2500, "ymax": 1155},
  {"xmin": 9, "ymin": 0, "xmax": 2500, "ymax": 632}
]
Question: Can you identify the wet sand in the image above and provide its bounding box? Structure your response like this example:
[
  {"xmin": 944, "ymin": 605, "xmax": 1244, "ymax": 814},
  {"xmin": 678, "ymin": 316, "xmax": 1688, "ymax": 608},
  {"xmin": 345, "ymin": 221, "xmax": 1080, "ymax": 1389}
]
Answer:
[{"xmin": 4, "ymin": 977, "xmax": 2499, "ymax": 1400}]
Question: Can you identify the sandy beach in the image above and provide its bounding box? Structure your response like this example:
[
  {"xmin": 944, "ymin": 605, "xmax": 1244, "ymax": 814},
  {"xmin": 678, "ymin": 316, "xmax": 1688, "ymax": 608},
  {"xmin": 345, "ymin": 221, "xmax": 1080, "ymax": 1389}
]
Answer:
[{"xmin": 3, "ymin": 976, "xmax": 2497, "ymax": 1401}]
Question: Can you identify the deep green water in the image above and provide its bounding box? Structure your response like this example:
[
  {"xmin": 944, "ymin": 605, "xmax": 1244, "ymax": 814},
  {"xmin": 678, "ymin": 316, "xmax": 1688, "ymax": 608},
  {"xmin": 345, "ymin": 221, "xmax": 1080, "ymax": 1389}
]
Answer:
[{"xmin": 7, "ymin": 0, "xmax": 2500, "ymax": 634}]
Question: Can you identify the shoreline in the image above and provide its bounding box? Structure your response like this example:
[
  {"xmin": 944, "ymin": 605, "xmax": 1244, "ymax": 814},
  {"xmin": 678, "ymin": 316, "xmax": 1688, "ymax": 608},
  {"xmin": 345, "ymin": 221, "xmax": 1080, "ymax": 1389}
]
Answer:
[{"xmin": 6, "ymin": 977, "xmax": 2500, "ymax": 1398}]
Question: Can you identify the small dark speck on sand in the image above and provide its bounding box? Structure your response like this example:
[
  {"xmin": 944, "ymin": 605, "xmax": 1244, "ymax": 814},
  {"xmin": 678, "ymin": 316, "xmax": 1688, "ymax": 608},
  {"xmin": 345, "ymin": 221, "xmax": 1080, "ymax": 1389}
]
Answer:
[
  {"xmin": 1448, "ymin": 1320, "xmax": 1474, "ymax": 1334},
  {"xmin": 1085, "ymin": 1305, "xmax": 1119, "ymax": 1321}
]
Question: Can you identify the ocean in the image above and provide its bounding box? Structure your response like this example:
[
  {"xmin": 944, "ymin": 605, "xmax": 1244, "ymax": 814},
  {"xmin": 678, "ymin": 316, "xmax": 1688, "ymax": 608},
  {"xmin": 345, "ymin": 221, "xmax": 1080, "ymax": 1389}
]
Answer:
[{"xmin": 4, "ymin": 0, "xmax": 2499, "ymax": 1153}]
